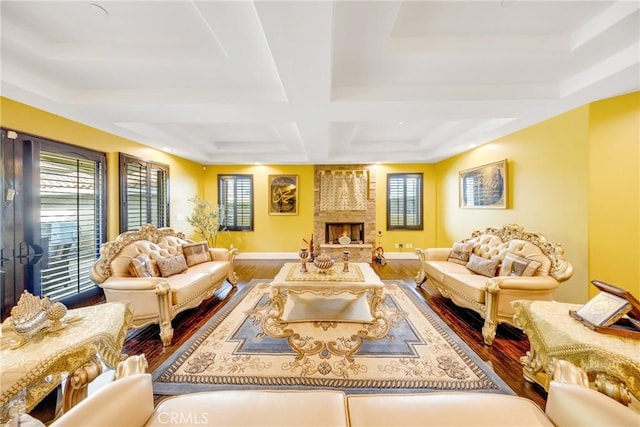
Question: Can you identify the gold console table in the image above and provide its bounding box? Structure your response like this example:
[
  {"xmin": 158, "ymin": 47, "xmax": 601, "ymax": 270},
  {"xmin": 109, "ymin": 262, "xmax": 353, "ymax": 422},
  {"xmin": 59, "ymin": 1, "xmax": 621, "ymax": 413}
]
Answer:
[
  {"xmin": 513, "ymin": 299, "xmax": 640, "ymax": 406},
  {"xmin": 0, "ymin": 301, "xmax": 132, "ymax": 422}
]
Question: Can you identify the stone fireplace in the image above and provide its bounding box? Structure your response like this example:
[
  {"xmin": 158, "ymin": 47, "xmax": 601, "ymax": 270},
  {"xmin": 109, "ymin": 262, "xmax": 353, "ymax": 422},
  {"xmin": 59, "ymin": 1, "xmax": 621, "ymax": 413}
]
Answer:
[{"xmin": 313, "ymin": 165, "xmax": 376, "ymax": 263}]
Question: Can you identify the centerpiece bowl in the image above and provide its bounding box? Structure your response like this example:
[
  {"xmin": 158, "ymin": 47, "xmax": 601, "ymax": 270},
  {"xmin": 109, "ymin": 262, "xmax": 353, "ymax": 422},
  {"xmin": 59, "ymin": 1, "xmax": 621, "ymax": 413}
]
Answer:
[{"xmin": 313, "ymin": 252, "xmax": 334, "ymax": 273}]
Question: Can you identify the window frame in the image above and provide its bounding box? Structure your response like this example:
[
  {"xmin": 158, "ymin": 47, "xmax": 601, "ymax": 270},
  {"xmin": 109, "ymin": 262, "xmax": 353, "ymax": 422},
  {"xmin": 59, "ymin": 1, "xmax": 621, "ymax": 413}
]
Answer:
[
  {"xmin": 218, "ymin": 174, "xmax": 254, "ymax": 232},
  {"xmin": 386, "ymin": 172, "xmax": 424, "ymax": 231},
  {"xmin": 37, "ymin": 143, "xmax": 107, "ymax": 302},
  {"xmin": 119, "ymin": 153, "xmax": 170, "ymax": 233}
]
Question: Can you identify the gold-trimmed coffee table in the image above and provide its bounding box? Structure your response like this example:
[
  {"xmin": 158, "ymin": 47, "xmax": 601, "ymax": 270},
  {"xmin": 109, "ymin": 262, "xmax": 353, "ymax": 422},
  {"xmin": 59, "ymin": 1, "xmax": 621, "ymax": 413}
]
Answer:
[
  {"xmin": 248, "ymin": 262, "xmax": 398, "ymax": 362},
  {"xmin": 270, "ymin": 262, "xmax": 385, "ymax": 323}
]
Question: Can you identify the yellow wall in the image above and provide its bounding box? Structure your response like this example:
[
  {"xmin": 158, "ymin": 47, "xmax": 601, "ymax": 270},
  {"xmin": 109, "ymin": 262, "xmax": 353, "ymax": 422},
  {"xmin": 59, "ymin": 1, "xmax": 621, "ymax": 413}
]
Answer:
[
  {"xmin": 202, "ymin": 165, "xmax": 315, "ymax": 252},
  {"xmin": 373, "ymin": 164, "xmax": 437, "ymax": 253},
  {"xmin": 435, "ymin": 107, "xmax": 591, "ymax": 303},
  {"xmin": 1, "ymin": 97, "xmax": 204, "ymax": 240},
  {"xmin": 588, "ymin": 92, "xmax": 639, "ymax": 298},
  {"xmin": 201, "ymin": 163, "xmax": 438, "ymax": 255},
  {"xmin": 4, "ymin": 92, "xmax": 638, "ymax": 302}
]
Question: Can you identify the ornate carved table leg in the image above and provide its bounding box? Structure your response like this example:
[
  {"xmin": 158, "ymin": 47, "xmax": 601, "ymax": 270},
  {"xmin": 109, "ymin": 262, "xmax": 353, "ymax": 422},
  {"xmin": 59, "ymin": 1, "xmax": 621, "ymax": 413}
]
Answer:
[
  {"xmin": 595, "ymin": 373, "xmax": 633, "ymax": 406},
  {"xmin": 62, "ymin": 354, "xmax": 103, "ymax": 412},
  {"xmin": 520, "ymin": 346, "xmax": 547, "ymax": 388}
]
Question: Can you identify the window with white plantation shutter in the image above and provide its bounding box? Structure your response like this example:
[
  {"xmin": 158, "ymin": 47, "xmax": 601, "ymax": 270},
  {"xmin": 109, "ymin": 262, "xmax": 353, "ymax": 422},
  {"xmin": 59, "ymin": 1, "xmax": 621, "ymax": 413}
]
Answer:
[
  {"xmin": 387, "ymin": 173, "xmax": 423, "ymax": 230},
  {"xmin": 39, "ymin": 149, "xmax": 106, "ymax": 301},
  {"xmin": 219, "ymin": 175, "xmax": 253, "ymax": 231},
  {"xmin": 119, "ymin": 153, "xmax": 169, "ymax": 232}
]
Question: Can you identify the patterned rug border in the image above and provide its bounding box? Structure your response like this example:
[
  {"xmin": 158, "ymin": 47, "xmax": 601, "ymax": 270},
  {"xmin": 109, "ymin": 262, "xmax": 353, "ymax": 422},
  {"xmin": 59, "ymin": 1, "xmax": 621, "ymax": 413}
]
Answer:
[{"xmin": 152, "ymin": 279, "xmax": 514, "ymax": 396}]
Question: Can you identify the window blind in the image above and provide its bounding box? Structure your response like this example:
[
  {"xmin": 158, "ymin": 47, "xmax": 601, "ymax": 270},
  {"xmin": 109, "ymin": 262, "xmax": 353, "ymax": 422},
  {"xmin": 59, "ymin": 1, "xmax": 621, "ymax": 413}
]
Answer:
[
  {"xmin": 387, "ymin": 173, "xmax": 423, "ymax": 230},
  {"xmin": 119, "ymin": 154, "xmax": 169, "ymax": 232},
  {"xmin": 219, "ymin": 175, "xmax": 253, "ymax": 231},
  {"xmin": 40, "ymin": 151, "xmax": 104, "ymax": 300}
]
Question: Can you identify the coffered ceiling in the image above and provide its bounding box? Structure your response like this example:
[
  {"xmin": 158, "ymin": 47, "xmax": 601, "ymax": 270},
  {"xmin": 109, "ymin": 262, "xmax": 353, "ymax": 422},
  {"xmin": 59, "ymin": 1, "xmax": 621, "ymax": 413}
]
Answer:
[{"xmin": 1, "ymin": 1, "xmax": 638, "ymax": 165}]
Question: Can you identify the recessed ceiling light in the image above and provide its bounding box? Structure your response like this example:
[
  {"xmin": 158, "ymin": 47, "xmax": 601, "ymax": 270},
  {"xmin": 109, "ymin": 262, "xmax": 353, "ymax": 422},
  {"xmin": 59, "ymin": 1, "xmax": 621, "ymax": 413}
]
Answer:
[
  {"xmin": 398, "ymin": 121, "xmax": 405, "ymax": 125},
  {"xmin": 89, "ymin": 3, "xmax": 109, "ymax": 17}
]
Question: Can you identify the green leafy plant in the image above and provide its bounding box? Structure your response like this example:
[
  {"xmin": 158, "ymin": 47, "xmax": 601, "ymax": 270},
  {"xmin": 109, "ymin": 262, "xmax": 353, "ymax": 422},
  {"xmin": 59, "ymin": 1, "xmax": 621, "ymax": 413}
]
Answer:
[{"xmin": 186, "ymin": 196, "xmax": 227, "ymax": 247}]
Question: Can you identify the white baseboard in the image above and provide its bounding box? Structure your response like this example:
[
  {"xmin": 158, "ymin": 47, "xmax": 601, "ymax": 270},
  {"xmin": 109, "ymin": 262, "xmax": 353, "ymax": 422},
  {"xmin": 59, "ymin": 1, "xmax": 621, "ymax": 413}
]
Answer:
[
  {"xmin": 383, "ymin": 251, "xmax": 419, "ymax": 259},
  {"xmin": 236, "ymin": 252, "xmax": 298, "ymax": 260},
  {"xmin": 236, "ymin": 252, "xmax": 418, "ymax": 260}
]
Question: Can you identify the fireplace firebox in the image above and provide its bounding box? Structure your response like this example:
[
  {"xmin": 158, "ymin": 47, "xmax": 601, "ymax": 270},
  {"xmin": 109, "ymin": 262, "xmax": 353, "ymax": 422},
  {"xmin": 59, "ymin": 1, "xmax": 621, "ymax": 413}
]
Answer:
[{"xmin": 325, "ymin": 222, "xmax": 364, "ymax": 244}]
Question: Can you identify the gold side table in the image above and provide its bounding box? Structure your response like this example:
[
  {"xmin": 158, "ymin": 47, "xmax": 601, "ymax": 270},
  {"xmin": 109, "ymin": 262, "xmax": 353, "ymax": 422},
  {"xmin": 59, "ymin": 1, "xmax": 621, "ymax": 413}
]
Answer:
[
  {"xmin": 512, "ymin": 299, "xmax": 640, "ymax": 407},
  {"xmin": 0, "ymin": 301, "xmax": 132, "ymax": 422}
]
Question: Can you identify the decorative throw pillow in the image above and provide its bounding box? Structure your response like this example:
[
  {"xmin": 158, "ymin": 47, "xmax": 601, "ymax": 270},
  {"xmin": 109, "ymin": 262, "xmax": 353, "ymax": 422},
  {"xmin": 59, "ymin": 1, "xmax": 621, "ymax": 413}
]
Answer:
[
  {"xmin": 499, "ymin": 252, "xmax": 541, "ymax": 277},
  {"xmin": 156, "ymin": 254, "xmax": 188, "ymax": 277},
  {"xmin": 466, "ymin": 253, "xmax": 499, "ymax": 277},
  {"xmin": 448, "ymin": 241, "xmax": 474, "ymax": 265},
  {"xmin": 129, "ymin": 253, "xmax": 157, "ymax": 278},
  {"xmin": 182, "ymin": 241, "xmax": 211, "ymax": 267}
]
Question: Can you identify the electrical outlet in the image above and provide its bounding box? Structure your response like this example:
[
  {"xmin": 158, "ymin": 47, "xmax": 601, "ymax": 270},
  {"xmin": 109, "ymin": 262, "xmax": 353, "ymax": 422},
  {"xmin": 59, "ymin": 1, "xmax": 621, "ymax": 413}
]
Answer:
[
  {"xmin": 394, "ymin": 243, "xmax": 400, "ymax": 248},
  {"xmin": 406, "ymin": 243, "xmax": 413, "ymax": 248}
]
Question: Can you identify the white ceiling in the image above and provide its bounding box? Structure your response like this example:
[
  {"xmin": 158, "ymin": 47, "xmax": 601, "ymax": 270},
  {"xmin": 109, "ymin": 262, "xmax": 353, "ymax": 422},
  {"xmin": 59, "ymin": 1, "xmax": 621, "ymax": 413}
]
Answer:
[{"xmin": 1, "ymin": 1, "xmax": 638, "ymax": 165}]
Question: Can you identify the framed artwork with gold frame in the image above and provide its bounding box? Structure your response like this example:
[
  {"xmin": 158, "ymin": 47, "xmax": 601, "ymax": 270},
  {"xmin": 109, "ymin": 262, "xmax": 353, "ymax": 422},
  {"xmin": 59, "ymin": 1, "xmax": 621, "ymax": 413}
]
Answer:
[
  {"xmin": 269, "ymin": 175, "xmax": 298, "ymax": 215},
  {"xmin": 459, "ymin": 159, "xmax": 508, "ymax": 209}
]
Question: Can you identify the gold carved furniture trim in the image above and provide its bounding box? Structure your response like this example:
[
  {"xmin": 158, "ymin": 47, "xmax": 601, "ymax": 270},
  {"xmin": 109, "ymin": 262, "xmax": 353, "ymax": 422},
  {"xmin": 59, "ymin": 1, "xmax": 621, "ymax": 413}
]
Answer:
[
  {"xmin": 0, "ymin": 301, "xmax": 132, "ymax": 422},
  {"xmin": 90, "ymin": 224, "xmax": 187, "ymax": 283},
  {"xmin": 513, "ymin": 299, "xmax": 640, "ymax": 407},
  {"xmin": 468, "ymin": 224, "xmax": 573, "ymax": 282}
]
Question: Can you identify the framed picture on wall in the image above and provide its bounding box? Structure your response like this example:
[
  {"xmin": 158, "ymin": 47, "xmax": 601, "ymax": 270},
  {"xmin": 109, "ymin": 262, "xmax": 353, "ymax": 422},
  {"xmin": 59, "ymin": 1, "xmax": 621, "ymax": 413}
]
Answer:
[
  {"xmin": 459, "ymin": 159, "xmax": 508, "ymax": 209},
  {"xmin": 269, "ymin": 175, "xmax": 298, "ymax": 215}
]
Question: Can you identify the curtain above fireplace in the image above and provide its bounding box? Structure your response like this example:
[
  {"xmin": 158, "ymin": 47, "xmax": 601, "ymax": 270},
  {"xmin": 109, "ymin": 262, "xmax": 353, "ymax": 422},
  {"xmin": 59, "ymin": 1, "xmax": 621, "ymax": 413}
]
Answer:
[{"xmin": 319, "ymin": 170, "xmax": 368, "ymax": 211}]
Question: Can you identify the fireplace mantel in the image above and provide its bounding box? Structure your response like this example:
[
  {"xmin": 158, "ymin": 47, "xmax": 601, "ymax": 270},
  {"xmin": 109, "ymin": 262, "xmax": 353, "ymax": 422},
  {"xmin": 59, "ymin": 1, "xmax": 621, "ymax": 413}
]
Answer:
[{"xmin": 319, "ymin": 243, "xmax": 373, "ymax": 264}]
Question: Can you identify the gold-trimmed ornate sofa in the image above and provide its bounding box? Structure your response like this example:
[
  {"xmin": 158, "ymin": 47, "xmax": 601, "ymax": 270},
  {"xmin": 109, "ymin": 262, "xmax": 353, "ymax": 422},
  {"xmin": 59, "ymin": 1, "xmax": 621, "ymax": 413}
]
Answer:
[
  {"xmin": 415, "ymin": 224, "xmax": 573, "ymax": 345},
  {"xmin": 41, "ymin": 358, "xmax": 639, "ymax": 427},
  {"xmin": 90, "ymin": 224, "xmax": 238, "ymax": 346}
]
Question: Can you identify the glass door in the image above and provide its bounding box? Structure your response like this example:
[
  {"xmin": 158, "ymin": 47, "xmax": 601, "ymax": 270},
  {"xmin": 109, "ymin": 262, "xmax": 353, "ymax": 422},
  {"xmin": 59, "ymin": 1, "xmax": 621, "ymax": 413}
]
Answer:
[
  {"xmin": 1, "ymin": 129, "xmax": 105, "ymax": 319},
  {"xmin": 1, "ymin": 129, "xmax": 44, "ymax": 319}
]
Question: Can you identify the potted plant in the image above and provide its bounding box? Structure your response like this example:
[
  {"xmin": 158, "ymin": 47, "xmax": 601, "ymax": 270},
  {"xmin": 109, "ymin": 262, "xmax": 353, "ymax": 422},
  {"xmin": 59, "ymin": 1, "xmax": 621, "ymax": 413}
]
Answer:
[{"xmin": 186, "ymin": 196, "xmax": 227, "ymax": 247}]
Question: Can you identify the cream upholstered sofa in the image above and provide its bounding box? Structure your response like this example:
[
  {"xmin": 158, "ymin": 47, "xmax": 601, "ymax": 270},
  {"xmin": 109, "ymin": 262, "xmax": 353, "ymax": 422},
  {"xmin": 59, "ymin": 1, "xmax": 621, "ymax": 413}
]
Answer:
[
  {"xmin": 43, "ymin": 359, "xmax": 639, "ymax": 427},
  {"xmin": 415, "ymin": 224, "xmax": 573, "ymax": 345},
  {"xmin": 90, "ymin": 224, "xmax": 238, "ymax": 346}
]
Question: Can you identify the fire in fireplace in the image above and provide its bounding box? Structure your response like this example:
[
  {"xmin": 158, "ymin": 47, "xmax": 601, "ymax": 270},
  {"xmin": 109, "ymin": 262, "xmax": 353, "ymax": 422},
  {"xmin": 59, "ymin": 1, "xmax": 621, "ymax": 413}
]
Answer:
[{"xmin": 325, "ymin": 222, "xmax": 364, "ymax": 244}]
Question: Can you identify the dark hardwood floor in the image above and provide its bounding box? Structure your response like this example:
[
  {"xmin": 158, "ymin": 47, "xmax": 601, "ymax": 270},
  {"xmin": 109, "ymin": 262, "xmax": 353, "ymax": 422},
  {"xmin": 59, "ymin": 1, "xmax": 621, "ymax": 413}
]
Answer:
[{"xmin": 80, "ymin": 259, "xmax": 548, "ymax": 409}]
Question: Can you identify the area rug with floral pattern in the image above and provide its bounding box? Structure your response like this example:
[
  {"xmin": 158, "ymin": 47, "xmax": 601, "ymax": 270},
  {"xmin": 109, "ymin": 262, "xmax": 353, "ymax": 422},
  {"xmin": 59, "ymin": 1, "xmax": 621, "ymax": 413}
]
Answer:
[{"xmin": 152, "ymin": 280, "xmax": 513, "ymax": 395}]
